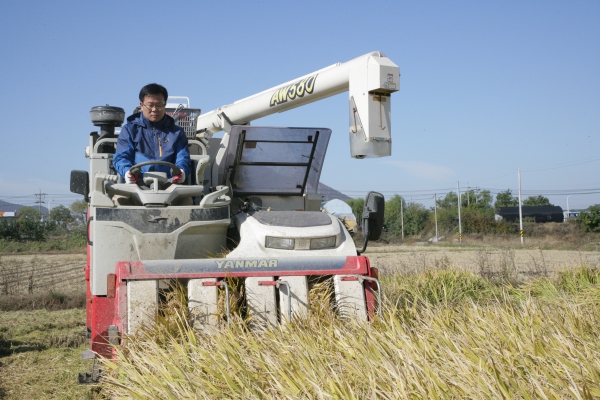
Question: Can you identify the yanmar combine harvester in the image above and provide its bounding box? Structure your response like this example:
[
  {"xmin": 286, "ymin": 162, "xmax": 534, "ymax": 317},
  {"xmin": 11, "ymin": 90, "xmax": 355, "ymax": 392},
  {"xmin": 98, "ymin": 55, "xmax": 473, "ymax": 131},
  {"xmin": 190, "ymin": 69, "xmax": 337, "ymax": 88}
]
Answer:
[{"xmin": 71, "ymin": 51, "xmax": 400, "ymax": 382}]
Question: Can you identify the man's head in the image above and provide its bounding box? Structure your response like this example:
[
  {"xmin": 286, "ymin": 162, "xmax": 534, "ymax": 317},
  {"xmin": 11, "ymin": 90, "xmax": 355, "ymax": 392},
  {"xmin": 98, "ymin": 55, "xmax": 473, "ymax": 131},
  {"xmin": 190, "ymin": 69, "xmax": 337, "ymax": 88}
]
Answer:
[{"xmin": 139, "ymin": 83, "xmax": 168, "ymax": 122}]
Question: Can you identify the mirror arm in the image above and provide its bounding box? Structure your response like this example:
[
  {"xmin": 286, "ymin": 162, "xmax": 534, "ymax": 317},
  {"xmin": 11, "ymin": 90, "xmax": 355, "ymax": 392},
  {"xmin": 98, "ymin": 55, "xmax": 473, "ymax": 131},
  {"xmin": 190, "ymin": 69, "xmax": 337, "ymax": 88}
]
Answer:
[{"xmin": 357, "ymin": 215, "xmax": 370, "ymax": 255}]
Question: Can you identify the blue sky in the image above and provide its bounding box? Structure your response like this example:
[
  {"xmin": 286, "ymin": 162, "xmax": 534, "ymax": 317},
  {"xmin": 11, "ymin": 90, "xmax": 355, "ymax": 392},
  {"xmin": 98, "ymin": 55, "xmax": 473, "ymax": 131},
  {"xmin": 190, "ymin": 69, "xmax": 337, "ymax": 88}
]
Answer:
[{"xmin": 0, "ymin": 0, "xmax": 598, "ymax": 211}]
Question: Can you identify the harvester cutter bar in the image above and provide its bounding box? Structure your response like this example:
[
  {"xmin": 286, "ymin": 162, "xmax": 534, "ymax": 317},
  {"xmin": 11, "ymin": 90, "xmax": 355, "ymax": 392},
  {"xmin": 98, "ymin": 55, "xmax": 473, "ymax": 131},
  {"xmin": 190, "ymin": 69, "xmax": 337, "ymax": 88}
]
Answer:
[{"xmin": 115, "ymin": 256, "xmax": 370, "ymax": 281}]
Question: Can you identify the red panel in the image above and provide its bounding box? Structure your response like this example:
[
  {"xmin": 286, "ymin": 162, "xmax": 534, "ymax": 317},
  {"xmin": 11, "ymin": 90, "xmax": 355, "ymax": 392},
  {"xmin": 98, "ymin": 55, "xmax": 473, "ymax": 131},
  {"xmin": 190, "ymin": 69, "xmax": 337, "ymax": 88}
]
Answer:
[
  {"xmin": 85, "ymin": 267, "xmax": 91, "ymax": 337},
  {"xmin": 106, "ymin": 274, "xmax": 116, "ymax": 298},
  {"xmin": 90, "ymin": 296, "xmax": 116, "ymax": 358},
  {"xmin": 364, "ymin": 259, "xmax": 377, "ymax": 321}
]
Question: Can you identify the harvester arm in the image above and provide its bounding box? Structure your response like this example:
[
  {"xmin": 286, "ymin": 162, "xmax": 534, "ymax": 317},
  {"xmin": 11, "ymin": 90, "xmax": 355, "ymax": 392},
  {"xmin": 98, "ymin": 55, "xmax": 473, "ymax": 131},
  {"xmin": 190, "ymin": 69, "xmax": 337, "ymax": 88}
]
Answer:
[{"xmin": 196, "ymin": 51, "xmax": 400, "ymax": 159}]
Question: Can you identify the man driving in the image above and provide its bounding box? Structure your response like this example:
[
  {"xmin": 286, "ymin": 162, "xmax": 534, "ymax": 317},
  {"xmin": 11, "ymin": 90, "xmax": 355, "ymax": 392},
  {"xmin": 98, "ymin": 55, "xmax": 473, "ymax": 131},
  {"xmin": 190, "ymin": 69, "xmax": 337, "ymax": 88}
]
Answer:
[{"xmin": 112, "ymin": 83, "xmax": 192, "ymax": 206}]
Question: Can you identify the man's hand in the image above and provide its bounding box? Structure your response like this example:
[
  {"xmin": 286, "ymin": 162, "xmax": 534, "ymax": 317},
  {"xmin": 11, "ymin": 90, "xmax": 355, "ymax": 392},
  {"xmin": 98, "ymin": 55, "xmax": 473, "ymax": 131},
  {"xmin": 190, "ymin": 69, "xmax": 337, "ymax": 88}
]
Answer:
[
  {"xmin": 173, "ymin": 170, "xmax": 186, "ymax": 184},
  {"xmin": 125, "ymin": 170, "xmax": 138, "ymax": 184}
]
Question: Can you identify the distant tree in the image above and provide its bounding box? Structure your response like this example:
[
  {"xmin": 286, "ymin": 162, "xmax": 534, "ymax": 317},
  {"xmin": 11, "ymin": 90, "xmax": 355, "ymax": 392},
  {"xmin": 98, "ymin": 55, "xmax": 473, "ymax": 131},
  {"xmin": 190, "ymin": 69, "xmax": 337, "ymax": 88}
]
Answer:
[
  {"xmin": 49, "ymin": 205, "xmax": 74, "ymax": 227},
  {"xmin": 70, "ymin": 200, "xmax": 88, "ymax": 214},
  {"xmin": 17, "ymin": 206, "xmax": 41, "ymax": 222},
  {"xmin": 70, "ymin": 200, "xmax": 88, "ymax": 224},
  {"xmin": 404, "ymin": 203, "xmax": 430, "ymax": 236},
  {"xmin": 462, "ymin": 190, "xmax": 477, "ymax": 207},
  {"xmin": 495, "ymin": 189, "xmax": 518, "ymax": 208},
  {"xmin": 478, "ymin": 190, "xmax": 493, "ymax": 209},
  {"xmin": 577, "ymin": 204, "xmax": 600, "ymax": 232},
  {"xmin": 523, "ymin": 195, "xmax": 552, "ymax": 207},
  {"xmin": 436, "ymin": 191, "xmax": 458, "ymax": 209},
  {"xmin": 384, "ymin": 195, "xmax": 406, "ymax": 237},
  {"xmin": 13, "ymin": 207, "xmax": 47, "ymax": 241},
  {"xmin": 0, "ymin": 219, "xmax": 19, "ymax": 240},
  {"xmin": 463, "ymin": 190, "xmax": 493, "ymax": 210},
  {"xmin": 345, "ymin": 198, "xmax": 364, "ymax": 225}
]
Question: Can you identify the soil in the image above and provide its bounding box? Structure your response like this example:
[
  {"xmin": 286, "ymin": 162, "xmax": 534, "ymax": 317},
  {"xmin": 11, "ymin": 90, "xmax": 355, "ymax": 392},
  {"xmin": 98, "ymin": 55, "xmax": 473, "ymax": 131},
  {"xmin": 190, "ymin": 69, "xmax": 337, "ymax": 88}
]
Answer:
[{"xmin": 365, "ymin": 244, "xmax": 600, "ymax": 280}]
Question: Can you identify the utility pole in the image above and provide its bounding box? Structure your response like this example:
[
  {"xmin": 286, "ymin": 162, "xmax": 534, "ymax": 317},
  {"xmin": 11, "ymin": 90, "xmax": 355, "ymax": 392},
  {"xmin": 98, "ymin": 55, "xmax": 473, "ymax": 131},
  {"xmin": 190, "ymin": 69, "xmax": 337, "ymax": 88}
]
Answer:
[
  {"xmin": 518, "ymin": 168, "xmax": 524, "ymax": 245},
  {"xmin": 400, "ymin": 198, "xmax": 404, "ymax": 241},
  {"xmin": 48, "ymin": 197, "xmax": 54, "ymax": 220},
  {"xmin": 34, "ymin": 189, "xmax": 47, "ymax": 221},
  {"xmin": 434, "ymin": 193, "xmax": 438, "ymax": 243},
  {"xmin": 567, "ymin": 195, "xmax": 572, "ymax": 220},
  {"xmin": 457, "ymin": 181, "xmax": 462, "ymax": 243},
  {"xmin": 467, "ymin": 183, "xmax": 470, "ymax": 206}
]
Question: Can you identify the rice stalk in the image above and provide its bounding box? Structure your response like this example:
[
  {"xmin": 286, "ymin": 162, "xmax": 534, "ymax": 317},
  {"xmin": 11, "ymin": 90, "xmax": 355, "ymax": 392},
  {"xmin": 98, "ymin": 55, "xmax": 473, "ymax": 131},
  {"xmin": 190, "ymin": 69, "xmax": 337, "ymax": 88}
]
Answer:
[{"xmin": 101, "ymin": 268, "xmax": 600, "ymax": 399}]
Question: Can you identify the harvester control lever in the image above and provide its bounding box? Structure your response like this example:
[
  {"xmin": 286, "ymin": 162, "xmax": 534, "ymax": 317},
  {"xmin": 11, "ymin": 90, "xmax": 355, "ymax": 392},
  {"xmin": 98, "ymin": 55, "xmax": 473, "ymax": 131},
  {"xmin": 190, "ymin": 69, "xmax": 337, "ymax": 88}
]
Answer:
[{"xmin": 202, "ymin": 281, "xmax": 231, "ymax": 326}]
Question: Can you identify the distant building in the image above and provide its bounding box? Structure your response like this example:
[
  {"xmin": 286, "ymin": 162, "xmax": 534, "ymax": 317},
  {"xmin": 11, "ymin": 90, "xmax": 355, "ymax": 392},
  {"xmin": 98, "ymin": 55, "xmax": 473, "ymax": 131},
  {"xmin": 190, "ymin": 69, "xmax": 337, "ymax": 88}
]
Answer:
[
  {"xmin": 564, "ymin": 210, "xmax": 580, "ymax": 220},
  {"xmin": 495, "ymin": 206, "xmax": 564, "ymax": 223},
  {"xmin": 0, "ymin": 211, "xmax": 17, "ymax": 224}
]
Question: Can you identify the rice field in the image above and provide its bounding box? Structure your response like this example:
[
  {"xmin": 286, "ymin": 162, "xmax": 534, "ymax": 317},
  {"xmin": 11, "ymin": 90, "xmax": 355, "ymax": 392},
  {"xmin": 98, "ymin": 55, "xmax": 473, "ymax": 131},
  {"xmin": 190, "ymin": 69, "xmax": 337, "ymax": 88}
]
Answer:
[{"xmin": 99, "ymin": 266, "xmax": 600, "ymax": 399}]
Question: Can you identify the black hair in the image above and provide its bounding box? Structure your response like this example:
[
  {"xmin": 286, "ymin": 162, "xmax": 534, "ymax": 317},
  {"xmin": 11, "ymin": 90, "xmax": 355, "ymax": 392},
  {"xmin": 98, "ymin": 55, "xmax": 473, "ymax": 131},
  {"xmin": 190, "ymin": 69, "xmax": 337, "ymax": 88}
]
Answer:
[{"xmin": 139, "ymin": 83, "xmax": 168, "ymax": 102}]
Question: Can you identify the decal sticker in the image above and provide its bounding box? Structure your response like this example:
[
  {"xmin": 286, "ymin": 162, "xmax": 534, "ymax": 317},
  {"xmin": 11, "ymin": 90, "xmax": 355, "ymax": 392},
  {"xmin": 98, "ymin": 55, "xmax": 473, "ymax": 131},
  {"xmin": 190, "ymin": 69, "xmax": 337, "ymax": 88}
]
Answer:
[
  {"xmin": 269, "ymin": 74, "xmax": 318, "ymax": 107},
  {"xmin": 215, "ymin": 259, "xmax": 278, "ymax": 269}
]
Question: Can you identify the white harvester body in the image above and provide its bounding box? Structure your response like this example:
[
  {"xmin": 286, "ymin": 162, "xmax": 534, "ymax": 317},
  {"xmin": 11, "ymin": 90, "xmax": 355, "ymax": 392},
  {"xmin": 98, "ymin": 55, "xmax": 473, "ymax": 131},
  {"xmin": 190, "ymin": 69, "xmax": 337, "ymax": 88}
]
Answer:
[{"xmin": 72, "ymin": 52, "xmax": 398, "ymax": 372}]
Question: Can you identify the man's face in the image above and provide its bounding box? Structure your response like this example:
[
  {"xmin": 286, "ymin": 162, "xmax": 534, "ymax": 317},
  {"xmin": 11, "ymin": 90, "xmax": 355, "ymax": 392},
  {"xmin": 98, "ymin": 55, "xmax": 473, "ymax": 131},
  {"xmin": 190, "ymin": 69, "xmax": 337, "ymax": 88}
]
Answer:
[{"xmin": 140, "ymin": 94, "xmax": 166, "ymax": 122}]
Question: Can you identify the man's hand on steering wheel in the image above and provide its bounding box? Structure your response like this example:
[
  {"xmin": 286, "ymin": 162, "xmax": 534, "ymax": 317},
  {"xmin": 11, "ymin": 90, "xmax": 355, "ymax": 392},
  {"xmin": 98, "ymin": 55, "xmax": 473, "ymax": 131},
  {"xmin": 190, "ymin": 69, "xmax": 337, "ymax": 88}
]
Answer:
[
  {"xmin": 125, "ymin": 170, "xmax": 139, "ymax": 184},
  {"xmin": 127, "ymin": 161, "xmax": 182, "ymax": 184},
  {"xmin": 172, "ymin": 170, "xmax": 186, "ymax": 184}
]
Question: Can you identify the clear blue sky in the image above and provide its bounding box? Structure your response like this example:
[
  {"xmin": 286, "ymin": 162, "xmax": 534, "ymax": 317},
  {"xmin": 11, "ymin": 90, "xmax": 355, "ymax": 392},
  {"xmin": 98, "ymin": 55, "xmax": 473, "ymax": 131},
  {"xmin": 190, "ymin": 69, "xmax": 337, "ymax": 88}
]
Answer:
[{"xmin": 0, "ymin": 0, "xmax": 598, "ymax": 211}]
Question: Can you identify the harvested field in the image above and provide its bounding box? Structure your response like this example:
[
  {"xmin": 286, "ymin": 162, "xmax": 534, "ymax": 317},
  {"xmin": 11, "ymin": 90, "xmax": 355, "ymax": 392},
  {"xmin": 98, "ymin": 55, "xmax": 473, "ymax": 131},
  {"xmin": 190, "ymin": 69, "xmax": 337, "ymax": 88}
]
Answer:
[
  {"xmin": 0, "ymin": 254, "xmax": 86, "ymax": 295},
  {"xmin": 0, "ymin": 244, "xmax": 599, "ymax": 398},
  {"xmin": 366, "ymin": 244, "xmax": 600, "ymax": 280},
  {"xmin": 1, "ymin": 245, "xmax": 599, "ymax": 297}
]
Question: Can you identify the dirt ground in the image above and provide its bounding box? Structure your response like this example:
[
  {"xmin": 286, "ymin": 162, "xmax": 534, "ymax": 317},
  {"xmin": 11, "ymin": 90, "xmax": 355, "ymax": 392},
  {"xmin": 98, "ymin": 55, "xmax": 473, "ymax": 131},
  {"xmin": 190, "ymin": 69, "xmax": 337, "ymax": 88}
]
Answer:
[
  {"xmin": 365, "ymin": 244, "xmax": 600, "ymax": 279},
  {"xmin": 0, "ymin": 254, "xmax": 87, "ymax": 295}
]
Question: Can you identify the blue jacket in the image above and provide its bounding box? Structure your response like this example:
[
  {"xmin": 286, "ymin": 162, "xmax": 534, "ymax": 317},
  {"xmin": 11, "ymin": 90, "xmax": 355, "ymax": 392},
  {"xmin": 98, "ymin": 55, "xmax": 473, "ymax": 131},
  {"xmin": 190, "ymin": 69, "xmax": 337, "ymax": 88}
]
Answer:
[{"xmin": 113, "ymin": 112, "xmax": 191, "ymax": 180}]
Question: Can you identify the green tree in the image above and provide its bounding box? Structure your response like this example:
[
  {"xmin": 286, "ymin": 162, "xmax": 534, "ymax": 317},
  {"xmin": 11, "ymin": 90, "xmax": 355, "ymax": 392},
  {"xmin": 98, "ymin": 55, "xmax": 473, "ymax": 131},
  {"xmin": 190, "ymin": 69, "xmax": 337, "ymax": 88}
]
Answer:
[
  {"xmin": 49, "ymin": 205, "xmax": 75, "ymax": 227},
  {"xmin": 346, "ymin": 198, "xmax": 364, "ymax": 226},
  {"xmin": 17, "ymin": 206, "xmax": 42, "ymax": 222},
  {"xmin": 70, "ymin": 200, "xmax": 88, "ymax": 224},
  {"xmin": 577, "ymin": 204, "xmax": 600, "ymax": 232},
  {"xmin": 523, "ymin": 195, "xmax": 552, "ymax": 206},
  {"xmin": 0, "ymin": 219, "xmax": 19, "ymax": 240},
  {"xmin": 436, "ymin": 192, "xmax": 458, "ymax": 209},
  {"xmin": 384, "ymin": 195, "xmax": 405, "ymax": 237},
  {"xmin": 462, "ymin": 189, "xmax": 494, "ymax": 210},
  {"xmin": 495, "ymin": 189, "xmax": 518, "ymax": 208},
  {"xmin": 404, "ymin": 202, "xmax": 430, "ymax": 236}
]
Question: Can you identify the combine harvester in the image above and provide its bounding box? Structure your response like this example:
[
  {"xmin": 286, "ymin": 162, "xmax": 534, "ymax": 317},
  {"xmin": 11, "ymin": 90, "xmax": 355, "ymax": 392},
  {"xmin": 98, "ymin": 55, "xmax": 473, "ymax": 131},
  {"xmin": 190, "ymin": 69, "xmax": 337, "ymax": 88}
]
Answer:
[{"xmin": 71, "ymin": 51, "xmax": 399, "ymax": 382}]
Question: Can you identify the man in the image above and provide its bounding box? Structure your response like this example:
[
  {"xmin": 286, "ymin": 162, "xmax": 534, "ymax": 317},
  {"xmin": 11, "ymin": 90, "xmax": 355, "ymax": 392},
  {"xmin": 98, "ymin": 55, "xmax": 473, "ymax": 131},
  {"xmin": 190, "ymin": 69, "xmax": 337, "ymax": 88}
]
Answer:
[{"xmin": 112, "ymin": 83, "xmax": 192, "ymax": 205}]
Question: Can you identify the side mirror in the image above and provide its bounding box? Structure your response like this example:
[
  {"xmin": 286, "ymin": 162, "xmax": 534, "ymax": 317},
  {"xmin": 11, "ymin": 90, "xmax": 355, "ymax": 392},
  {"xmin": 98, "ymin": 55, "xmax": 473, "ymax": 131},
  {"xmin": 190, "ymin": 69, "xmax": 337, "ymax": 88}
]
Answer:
[
  {"xmin": 70, "ymin": 170, "xmax": 89, "ymax": 199},
  {"xmin": 363, "ymin": 191, "xmax": 385, "ymax": 240},
  {"xmin": 357, "ymin": 191, "xmax": 385, "ymax": 254}
]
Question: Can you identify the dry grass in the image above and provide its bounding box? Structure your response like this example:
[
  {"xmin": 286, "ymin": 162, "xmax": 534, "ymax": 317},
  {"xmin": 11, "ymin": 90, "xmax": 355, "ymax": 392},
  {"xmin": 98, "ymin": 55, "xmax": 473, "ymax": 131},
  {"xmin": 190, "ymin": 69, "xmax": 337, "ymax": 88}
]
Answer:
[
  {"xmin": 100, "ymin": 266, "xmax": 600, "ymax": 399},
  {"xmin": 0, "ymin": 308, "xmax": 99, "ymax": 399}
]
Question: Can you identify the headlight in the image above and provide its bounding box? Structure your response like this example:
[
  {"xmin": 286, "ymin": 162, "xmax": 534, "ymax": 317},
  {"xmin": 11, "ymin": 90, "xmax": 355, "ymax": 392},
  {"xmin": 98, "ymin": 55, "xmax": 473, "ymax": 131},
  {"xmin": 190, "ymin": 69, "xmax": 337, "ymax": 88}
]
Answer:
[
  {"xmin": 265, "ymin": 236, "xmax": 295, "ymax": 250},
  {"xmin": 310, "ymin": 236, "xmax": 336, "ymax": 249}
]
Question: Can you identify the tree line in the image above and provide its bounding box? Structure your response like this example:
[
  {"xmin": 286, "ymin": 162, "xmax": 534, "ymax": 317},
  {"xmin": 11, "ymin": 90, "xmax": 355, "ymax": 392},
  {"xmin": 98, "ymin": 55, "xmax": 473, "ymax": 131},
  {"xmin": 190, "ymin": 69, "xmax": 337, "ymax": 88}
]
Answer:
[
  {"xmin": 347, "ymin": 189, "xmax": 600, "ymax": 238},
  {"xmin": 0, "ymin": 201, "xmax": 87, "ymax": 241},
  {"xmin": 1, "ymin": 195, "xmax": 599, "ymax": 244}
]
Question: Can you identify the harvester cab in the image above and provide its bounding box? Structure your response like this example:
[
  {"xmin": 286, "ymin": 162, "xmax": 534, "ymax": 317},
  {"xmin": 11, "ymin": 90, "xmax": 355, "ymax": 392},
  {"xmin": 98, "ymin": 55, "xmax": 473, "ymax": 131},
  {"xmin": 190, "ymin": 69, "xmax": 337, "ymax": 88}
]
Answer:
[{"xmin": 73, "ymin": 52, "xmax": 399, "ymax": 380}]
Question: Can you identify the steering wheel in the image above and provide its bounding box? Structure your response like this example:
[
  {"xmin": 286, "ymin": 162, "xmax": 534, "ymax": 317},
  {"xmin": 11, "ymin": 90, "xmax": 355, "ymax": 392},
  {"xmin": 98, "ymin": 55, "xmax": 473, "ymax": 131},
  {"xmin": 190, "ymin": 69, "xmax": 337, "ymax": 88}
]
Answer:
[{"xmin": 129, "ymin": 161, "xmax": 181, "ymax": 177}]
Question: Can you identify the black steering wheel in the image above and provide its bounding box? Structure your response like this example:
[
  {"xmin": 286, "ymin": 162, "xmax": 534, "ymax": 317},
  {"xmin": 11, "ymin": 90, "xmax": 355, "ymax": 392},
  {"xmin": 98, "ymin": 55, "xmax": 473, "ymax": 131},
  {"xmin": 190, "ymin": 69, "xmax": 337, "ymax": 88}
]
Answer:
[{"xmin": 129, "ymin": 161, "xmax": 181, "ymax": 178}]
